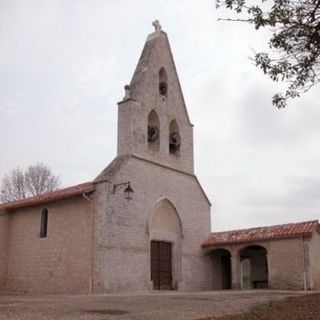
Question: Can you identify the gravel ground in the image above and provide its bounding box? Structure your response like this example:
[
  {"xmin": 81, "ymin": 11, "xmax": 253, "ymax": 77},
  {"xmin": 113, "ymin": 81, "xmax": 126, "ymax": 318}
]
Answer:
[{"xmin": 0, "ymin": 290, "xmax": 307, "ymax": 320}]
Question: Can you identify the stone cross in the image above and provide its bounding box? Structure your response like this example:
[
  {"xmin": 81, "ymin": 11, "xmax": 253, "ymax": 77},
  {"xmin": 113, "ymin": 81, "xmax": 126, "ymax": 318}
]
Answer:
[{"xmin": 152, "ymin": 20, "xmax": 162, "ymax": 32}]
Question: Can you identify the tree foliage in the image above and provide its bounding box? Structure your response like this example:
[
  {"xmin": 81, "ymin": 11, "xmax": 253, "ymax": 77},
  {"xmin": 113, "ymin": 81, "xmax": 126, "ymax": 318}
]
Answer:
[
  {"xmin": 0, "ymin": 163, "xmax": 60, "ymax": 203},
  {"xmin": 216, "ymin": 0, "xmax": 320, "ymax": 108}
]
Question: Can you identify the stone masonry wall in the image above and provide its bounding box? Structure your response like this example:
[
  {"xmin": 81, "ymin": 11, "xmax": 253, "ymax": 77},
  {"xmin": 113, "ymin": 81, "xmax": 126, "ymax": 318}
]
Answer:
[
  {"xmin": 310, "ymin": 231, "xmax": 320, "ymax": 289},
  {"xmin": 6, "ymin": 197, "xmax": 92, "ymax": 294},
  {"xmin": 268, "ymin": 238, "xmax": 305, "ymax": 290},
  {"xmin": 93, "ymin": 156, "xmax": 212, "ymax": 293},
  {"xmin": 0, "ymin": 213, "xmax": 10, "ymax": 292}
]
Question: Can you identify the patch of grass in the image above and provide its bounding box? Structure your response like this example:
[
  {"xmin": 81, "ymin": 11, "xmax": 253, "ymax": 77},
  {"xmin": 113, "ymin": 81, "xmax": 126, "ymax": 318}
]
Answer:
[
  {"xmin": 85, "ymin": 309, "xmax": 128, "ymax": 315},
  {"xmin": 204, "ymin": 294, "xmax": 320, "ymax": 320}
]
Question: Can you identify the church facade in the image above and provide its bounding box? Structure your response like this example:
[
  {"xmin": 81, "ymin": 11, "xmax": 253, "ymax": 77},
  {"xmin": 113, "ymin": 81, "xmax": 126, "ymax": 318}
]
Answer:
[
  {"xmin": 0, "ymin": 22, "xmax": 211, "ymax": 294},
  {"xmin": 0, "ymin": 22, "xmax": 319, "ymax": 294}
]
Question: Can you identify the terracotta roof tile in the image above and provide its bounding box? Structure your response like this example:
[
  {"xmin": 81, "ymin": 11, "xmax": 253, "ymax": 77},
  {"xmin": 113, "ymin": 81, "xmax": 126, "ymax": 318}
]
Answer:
[
  {"xmin": 0, "ymin": 182, "xmax": 95, "ymax": 211},
  {"xmin": 202, "ymin": 220, "xmax": 319, "ymax": 248}
]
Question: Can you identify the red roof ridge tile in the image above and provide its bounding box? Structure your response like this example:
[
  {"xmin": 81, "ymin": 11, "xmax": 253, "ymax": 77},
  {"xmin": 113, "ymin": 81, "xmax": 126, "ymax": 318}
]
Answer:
[
  {"xmin": 203, "ymin": 220, "xmax": 319, "ymax": 248},
  {"xmin": 0, "ymin": 182, "xmax": 95, "ymax": 211},
  {"xmin": 211, "ymin": 220, "xmax": 319, "ymax": 235}
]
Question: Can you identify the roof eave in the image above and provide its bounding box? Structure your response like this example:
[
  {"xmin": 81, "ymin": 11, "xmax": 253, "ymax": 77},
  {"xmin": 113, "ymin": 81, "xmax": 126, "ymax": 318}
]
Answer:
[
  {"xmin": 202, "ymin": 232, "xmax": 314, "ymax": 248},
  {"xmin": 0, "ymin": 185, "xmax": 95, "ymax": 212}
]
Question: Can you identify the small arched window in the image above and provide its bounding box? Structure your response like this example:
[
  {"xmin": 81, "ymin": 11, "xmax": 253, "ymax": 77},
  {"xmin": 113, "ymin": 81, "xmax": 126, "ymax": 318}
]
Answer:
[
  {"xmin": 148, "ymin": 110, "xmax": 160, "ymax": 151},
  {"xmin": 40, "ymin": 208, "xmax": 48, "ymax": 238},
  {"xmin": 169, "ymin": 119, "xmax": 181, "ymax": 155},
  {"xmin": 159, "ymin": 67, "xmax": 168, "ymax": 97}
]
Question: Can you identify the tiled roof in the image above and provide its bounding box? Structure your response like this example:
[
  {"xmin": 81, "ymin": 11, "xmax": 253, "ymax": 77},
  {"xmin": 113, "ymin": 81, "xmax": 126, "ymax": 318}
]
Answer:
[
  {"xmin": 0, "ymin": 182, "xmax": 95, "ymax": 211},
  {"xmin": 202, "ymin": 220, "xmax": 319, "ymax": 248}
]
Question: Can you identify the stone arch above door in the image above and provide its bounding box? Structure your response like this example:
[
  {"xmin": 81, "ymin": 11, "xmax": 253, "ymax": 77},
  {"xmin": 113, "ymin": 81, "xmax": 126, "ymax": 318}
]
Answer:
[
  {"xmin": 148, "ymin": 198, "xmax": 182, "ymax": 290},
  {"xmin": 148, "ymin": 198, "xmax": 183, "ymax": 236}
]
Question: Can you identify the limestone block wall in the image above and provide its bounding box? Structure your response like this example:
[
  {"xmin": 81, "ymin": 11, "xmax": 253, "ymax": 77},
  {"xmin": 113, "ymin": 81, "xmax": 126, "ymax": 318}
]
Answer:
[
  {"xmin": 0, "ymin": 213, "xmax": 10, "ymax": 292},
  {"xmin": 6, "ymin": 197, "xmax": 92, "ymax": 294},
  {"xmin": 93, "ymin": 156, "xmax": 211, "ymax": 293},
  {"xmin": 310, "ymin": 231, "xmax": 320, "ymax": 289},
  {"xmin": 268, "ymin": 238, "xmax": 305, "ymax": 290}
]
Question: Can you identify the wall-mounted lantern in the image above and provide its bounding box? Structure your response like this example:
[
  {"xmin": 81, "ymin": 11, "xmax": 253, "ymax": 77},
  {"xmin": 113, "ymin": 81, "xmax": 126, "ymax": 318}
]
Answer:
[{"xmin": 112, "ymin": 181, "xmax": 134, "ymax": 201}]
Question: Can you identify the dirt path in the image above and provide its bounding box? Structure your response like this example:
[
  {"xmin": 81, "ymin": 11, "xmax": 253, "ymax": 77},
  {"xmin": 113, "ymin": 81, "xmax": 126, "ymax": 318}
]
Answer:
[{"xmin": 0, "ymin": 290, "xmax": 308, "ymax": 320}]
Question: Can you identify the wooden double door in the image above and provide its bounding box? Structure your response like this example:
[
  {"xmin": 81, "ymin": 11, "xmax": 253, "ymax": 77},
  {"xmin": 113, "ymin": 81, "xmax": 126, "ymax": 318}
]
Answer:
[{"xmin": 150, "ymin": 241, "xmax": 173, "ymax": 290}]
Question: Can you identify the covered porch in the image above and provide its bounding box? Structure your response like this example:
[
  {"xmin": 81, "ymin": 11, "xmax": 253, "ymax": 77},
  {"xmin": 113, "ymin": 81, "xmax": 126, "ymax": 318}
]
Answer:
[{"xmin": 202, "ymin": 220, "xmax": 319, "ymax": 290}]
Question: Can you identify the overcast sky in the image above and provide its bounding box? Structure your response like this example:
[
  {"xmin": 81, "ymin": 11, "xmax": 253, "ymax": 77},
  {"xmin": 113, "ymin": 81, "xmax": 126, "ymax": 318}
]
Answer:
[{"xmin": 1, "ymin": 0, "xmax": 319, "ymax": 231}]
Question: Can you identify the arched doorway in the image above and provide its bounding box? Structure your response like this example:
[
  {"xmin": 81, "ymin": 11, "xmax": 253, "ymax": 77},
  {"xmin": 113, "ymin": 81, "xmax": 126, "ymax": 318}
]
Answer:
[
  {"xmin": 210, "ymin": 249, "xmax": 232, "ymax": 289},
  {"xmin": 239, "ymin": 245, "xmax": 268, "ymax": 289},
  {"xmin": 149, "ymin": 199, "xmax": 182, "ymax": 290}
]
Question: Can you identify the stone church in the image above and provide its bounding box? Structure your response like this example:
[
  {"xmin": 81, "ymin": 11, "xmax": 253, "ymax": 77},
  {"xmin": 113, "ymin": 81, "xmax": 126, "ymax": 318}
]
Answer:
[{"xmin": 0, "ymin": 22, "xmax": 319, "ymax": 294}]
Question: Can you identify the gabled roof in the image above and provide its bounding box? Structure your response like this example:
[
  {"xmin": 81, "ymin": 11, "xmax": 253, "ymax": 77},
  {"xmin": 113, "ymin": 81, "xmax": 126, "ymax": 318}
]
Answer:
[
  {"xmin": 202, "ymin": 220, "xmax": 319, "ymax": 248},
  {"xmin": 94, "ymin": 155, "xmax": 131, "ymax": 183},
  {"xmin": 0, "ymin": 182, "xmax": 95, "ymax": 212},
  {"xmin": 129, "ymin": 28, "xmax": 192, "ymax": 126}
]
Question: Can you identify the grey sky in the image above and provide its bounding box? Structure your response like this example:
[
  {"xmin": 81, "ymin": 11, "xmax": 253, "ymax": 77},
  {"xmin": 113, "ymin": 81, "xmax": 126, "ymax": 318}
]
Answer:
[{"xmin": 1, "ymin": 0, "xmax": 319, "ymax": 231}]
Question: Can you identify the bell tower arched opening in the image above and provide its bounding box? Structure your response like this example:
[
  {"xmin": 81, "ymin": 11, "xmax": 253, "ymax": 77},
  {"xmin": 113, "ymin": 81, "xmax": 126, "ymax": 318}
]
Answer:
[
  {"xmin": 147, "ymin": 110, "xmax": 160, "ymax": 151},
  {"xmin": 169, "ymin": 119, "xmax": 181, "ymax": 155},
  {"xmin": 159, "ymin": 67, "xmax": 168, "ymax": 97}
]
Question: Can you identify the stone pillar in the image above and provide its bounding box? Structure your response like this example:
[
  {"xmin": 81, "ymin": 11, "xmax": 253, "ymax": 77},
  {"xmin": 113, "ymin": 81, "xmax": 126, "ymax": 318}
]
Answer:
[
  {"xmin": 266, "ymin": 254, "xmax": 271, "ymax": 289},
  {"xmin": 231, "ymin": 254, "xmax": 241, "ymax": 289}
]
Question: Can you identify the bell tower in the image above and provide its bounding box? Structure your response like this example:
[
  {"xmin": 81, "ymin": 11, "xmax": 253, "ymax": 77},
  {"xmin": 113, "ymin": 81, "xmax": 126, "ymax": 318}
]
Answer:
[{"xmin": 117, "ymin": 21, "xmax": 194, "ymax": 174}]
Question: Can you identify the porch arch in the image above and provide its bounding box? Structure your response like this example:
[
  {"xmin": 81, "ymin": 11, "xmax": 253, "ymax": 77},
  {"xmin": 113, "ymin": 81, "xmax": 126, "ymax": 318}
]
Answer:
[
  {"xmin": 210, "ymin": 248, "xmax": 232, "ymax": 290},
  {"xmin": 239, "ymin": 245, "xmax": 268, "ymax": 289}
]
